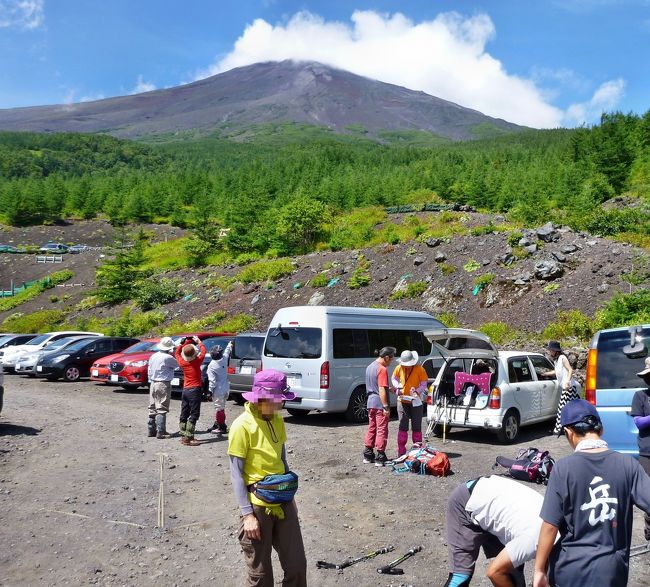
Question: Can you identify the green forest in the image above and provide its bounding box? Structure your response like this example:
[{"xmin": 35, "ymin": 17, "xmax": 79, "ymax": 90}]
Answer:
[{"xmin": 1, "ymin": 110, "xmax": 649, "ymax": 257}]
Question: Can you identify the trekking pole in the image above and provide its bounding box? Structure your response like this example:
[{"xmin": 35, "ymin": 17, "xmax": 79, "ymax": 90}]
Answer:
[
  {"xmin": 156, "ymin": 452, "xmax": 167, "ymax": 528},
  {"xmin": 376, "ymin": 545, "xmax": 422, "ymax": 575},
  {"xmin": 317, "ymin": 545, "xmax": 394, "ymax": 570},
  {"xmin": 630, "ymin": 542, "xmax": 650, "ymax": 557}
]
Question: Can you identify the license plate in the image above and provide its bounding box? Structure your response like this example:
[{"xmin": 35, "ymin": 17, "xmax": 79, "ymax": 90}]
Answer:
[
  {"xmin": 171, "ymin": 378, "xmax": 180, "ymax": 387},
  {"xmin": 36, "ymin": 365, "xmax": 43, "ymax": 372},
  {"xmin": 287, "ymin": 376, "xmax": 300, "ymax": 388},
  {"xmin": 15, "ymin": 363, "xmax": 21, "ymax": 370},
  {"xmin": 92, "ymin": 369, "xmax": 99, "ymax": 377},
  {"xmin": 240, "ymin": 366, "xmax": 253, "ymax": 374},
  {"xmin": 110, "ymin": 374, "xmax": 119, "ymax": 382}
]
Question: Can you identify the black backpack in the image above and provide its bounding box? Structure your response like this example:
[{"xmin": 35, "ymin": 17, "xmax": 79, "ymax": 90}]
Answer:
[{"xmin": 493, "ymin": 447, "xmax": 555, "ymax": 485}]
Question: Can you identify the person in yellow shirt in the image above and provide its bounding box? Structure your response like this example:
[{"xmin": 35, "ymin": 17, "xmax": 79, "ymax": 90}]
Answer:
[
  {"xmin": 392, "ymin": 350, "xmax": 429, "ymax": 456},
  {"xmin": 228, "ymin": 369, "xmax": 307, "ymax": 587}
]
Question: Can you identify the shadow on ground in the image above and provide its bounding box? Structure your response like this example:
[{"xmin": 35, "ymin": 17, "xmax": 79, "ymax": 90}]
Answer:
[{"xmin": 0, "ymin": 423, "xmax": 41, "ymax": 436}]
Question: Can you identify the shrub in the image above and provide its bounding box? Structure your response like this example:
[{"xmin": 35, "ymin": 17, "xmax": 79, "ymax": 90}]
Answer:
[
  {"xmin": 310, "ymin": 273, "xmax": 330, "ymax": 288},
  {"xmin": 389, "ymin": 281, "xmax": 428, "ymax": 300},
  {"xmin": 170, "ymin": 311, "xmax": 228, "ymax": 333},
  {"xmin": 543, "ymin": 283, "xmax": 560, "ymax": 294},
  {"xmin": 479, "ymin": 322, "xmax": 518, "ymax": 345},
  {"xmin": 507, "ymin": 231, "xmax": 523, "ymax": 247},
  {"xmin": 542, "ymin": 310, "xmax": 595, "ymax": 344},
  {"xmin": 463, "ymin": 259, "xmax": 481, "ymax": 272},
  {"xmin": 439, "ymin": 263, "xmax": 457, "ymax": 275},
  {"xmin": 237, "ymin": 258, "xmax": 295, "ymax": 284},
  {"xmin": 49, "ymin": 295, "xmax": 59, "ymax": 303},
  {"xmin": 511, "ymin": 246, "xmax": 530, "ymax": 260},
  {"xmin": 348, "ymin": 254, "xmax": 371, "ymax": 289},
  {"xmin": 0, "ymin": 269, "xmax": 74, "ymax": 312},
  {"xmin": 474, "ymin": 273, "xmax": 495, "ymax": 287},
  {"xmin": 218, "ymin": 313, "xmax": 258, "ymax": 333},
  {"xmin": 134, "ymin": 277, "xmax": 183, "ymax": 311},
  {"xmin": 595, "ymin": 290, "xmax": 650, "ymax": 330},
  {"xmin": 76, "ymin": 295, "xmax": 101, "ymax": 310},
  {"xmin": 206, "ymin": 275, "xmax": 237, "ymax": 292},
  {"xmin": 108, "ymin": 308, "xmax": 166, "ymax": 337},
  {"xmin": 2, "ymin": 309, "xmax": 66, "ymax": 333},
  {"xmin": 234, "ymin": 252, "xmax": 262, "ymax": 266},
  {"xmin": 437, "ymin": 312, "xmax": 461, "ymax": 328},
  {"xmin": 470, "ymin": 222, "xmax": 496, "ymax": 236}
]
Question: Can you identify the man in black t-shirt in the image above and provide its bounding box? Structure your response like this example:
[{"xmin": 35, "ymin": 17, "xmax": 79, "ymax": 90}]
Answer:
[
  {"xmin": 632, "ymin": 356, "xmax": 650, "ymax": 540},
  {"xmin": 533, "ymin": 399, "xmax": 650, "ymax": 587}
]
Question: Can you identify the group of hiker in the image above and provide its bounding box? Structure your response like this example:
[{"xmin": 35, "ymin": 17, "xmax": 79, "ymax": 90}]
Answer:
[{"xmin": 144, "ymin": 335, "xmax": 650, "ymax": 587}]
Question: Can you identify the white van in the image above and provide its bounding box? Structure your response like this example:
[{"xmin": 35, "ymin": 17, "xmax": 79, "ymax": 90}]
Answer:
[{"xmin": 262, "ymin": 306, "xmax": 444, "ymax": 422}]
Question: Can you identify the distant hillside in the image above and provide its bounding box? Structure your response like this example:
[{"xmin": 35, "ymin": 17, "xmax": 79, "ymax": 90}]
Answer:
[{"xmin": 0, "ymin": 60, "xmax": 522, "ymax": 142}]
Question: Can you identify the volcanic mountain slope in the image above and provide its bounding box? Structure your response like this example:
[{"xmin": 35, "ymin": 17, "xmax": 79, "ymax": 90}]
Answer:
[{"xmin": 0, "ymin": 61, "xmax": 521, "ymax": 141}]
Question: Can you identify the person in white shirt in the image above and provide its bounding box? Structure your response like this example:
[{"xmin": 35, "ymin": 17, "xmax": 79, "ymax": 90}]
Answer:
[
  {"xmin": 146, "ymin": 337, "xmax": 178, "ymax": 439},
  {"xmin": 206, "ymin": 341, "xmax": 233, "ymax": 435},
  {"xmin": 445, "ymin": 475, "xmax": 545, "ymax": 587}
]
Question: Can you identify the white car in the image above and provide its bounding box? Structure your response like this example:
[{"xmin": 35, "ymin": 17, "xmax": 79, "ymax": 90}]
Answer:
[
  {"xmin": 1, "ymin": 331, "xmax": 104, "ymax": 370},
  {"xmin": 423, "ymin": 328, "xmax": 578, "ymax": 443},
  {"xmin": 14, "ymin": 335, "xmax": 98, "ymax": 375}
]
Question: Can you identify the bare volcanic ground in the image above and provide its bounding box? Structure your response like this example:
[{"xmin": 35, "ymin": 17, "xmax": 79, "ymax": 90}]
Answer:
[{"xmin": 1, "ymin": 377, "xmax": 650, "ymax": 587}]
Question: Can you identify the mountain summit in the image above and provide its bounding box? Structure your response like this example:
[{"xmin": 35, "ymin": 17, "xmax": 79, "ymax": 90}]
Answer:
[{"xmin": 0, "ymin": 61, "xmax": 521, "ymax": 141}]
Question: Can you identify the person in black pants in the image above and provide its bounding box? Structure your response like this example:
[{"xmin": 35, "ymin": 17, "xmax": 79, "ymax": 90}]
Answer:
[
  {"xmin": 632, "ymin": 356, "xmax": 650, "ymax": 541},
  {"xmin": 174, "ymin": 336, "xmax": 207, "ymax": 446}
]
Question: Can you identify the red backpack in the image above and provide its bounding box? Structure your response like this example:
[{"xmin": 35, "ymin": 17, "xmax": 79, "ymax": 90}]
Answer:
[{"xmin": 391, "ymin": 443, "xmax": 451, "ymax": 476}]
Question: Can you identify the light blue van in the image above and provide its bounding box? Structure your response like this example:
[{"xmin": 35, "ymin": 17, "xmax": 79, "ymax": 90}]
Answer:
[{"xmin": 586, "ymin": 324, "xmax": 650, "ymax": 456}]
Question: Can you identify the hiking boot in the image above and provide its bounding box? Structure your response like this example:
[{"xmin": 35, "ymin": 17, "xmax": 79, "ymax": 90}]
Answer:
[
  {"xmin": 216, "ymin": 422, "xmax": 228, "ymax": 434},
  {"xmin": 147, "ymin": 416, "xmax": 156, "ymax": 437},
  {"xmin": 156, "ymin": 432, "xmax": 171, "ymax": 439},
  {"xmin": 206, "ymin": 422, "xmax": 219, "ymax": 433},
  {"xmin": 363, "ymin": 447, "xmax": 375, "ymax": 464},
  {"xmin": 180, "ymin": 437, "xmax": 201, "ymax": 446},
  {"xmin": 375, "ymin": 451, "xmax": 388, "ymax": 467}
]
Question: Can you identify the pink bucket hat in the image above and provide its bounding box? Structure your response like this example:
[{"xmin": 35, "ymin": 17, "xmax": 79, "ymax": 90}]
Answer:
[{"xmin": 243, "ymin": 369, "xmax": 296, "ymax": 403}]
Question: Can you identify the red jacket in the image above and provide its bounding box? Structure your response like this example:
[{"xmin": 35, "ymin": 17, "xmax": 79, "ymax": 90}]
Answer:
[{"xmin": 174, "ymin": 342, "xmax": 207, "ymax": 389}]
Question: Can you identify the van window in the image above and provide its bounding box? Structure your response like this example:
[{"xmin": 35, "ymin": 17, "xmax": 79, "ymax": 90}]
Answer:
[
  {"xmin": 265, "ymin": 328, "xmax": 322, "ymax": 359},
  {"xmin": 508, "ymin": 357, "xmax": 533, "ymax": 383},
  {"xmin": 332, "ymin": 329, "xmax": 430, "ymax": 359},
  {"xmin": 233, "ymin": 336, "xmax": 264, "ymax": 360},
  {"xmin": 596, "ymin": 329, "xmax": 650, "ymax": 389}
]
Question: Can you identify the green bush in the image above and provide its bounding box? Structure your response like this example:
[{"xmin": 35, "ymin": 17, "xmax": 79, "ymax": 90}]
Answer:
[
  {"xmin": 0, "ymin": 269, "xmax": 74, "ymax": 312},
  {"xmin": 389, "ymin": 281, "xmax": 428, "ymax": 300},
  {"xmin": 507, "ymin": 231, "xmax": 523, "ymax": 247},
  {"xmin": 109, "ymin": 308, "xmax": 166, "ymax": 337},
  {"xmin": 439, "ymin": 263, "xmax": 457, "ymax": 275},
  {"xmin": 236, "ymin": 258, "xmax": 295, "ymax": 284},
  {"xmin": 437, "ymin": 312, "xmax": 461, "ymax": 328},
  {"xmin": 218, "ymin": 313, "xmax": 258, "ymax": 333},
  {"xmin": 463, "ymin": 259, "xmax": 481, "ymax": 272},
  {"xmin": 595, "ymin": 289, "xmax": 650, "ymax": 330},
  {"xmin": 2, "ymin": 309, "xmax": 66, "ymax": 333},
  {"xmin": 543, "ymin": 283, "xmax": 560, "ymax": 294},
  {"xmin": 134, "ymin": 277, "xmax": 183, "ymax": 310},
  {"xmin": 348, "ymin": 255, "xmax": 371, "ymax": 289},
  {"xmin": 542, "ymin": 310, "xmax": 595, "ymax": 344},
  {"xmin": 479, "ymin": 322, "xmax": 518, "ymax": 345},
  {"xmin": 474, "ymin": 273, "xmax": 495, "ymax": 287},
  {"xmin": 310, "ymin": 273, "xmax": 330, "ymax": 288},
  {"xmin": 206, "ymin": 275, "xmax": 237, "ymax": 292}
]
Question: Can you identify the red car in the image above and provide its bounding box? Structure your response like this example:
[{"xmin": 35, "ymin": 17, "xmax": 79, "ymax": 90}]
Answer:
[{"xmin": 90, "ymin": 332, "xmax": 231, "ymax": 389}]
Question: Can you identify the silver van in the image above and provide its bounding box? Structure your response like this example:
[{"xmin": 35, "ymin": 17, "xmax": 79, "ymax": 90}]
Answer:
[
  {"xmin": 228, "ymin": 332, "xmax": 265, "ymax": 403},
  {"xmin": 262, "ymin": 306, "xmax": 444, "ymax": 422}
]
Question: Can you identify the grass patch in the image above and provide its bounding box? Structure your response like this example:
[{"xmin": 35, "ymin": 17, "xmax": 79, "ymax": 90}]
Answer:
[
  {"xmin": 439, "ymin": 263, "xmax": 457, "ymax": 275},
  {"xmin": 72, "ymin": 308, "xmax": 167, "ymax": 337},
  {"xmin": 474, "ymin": 273, "xmax": 495, "ymax": 287},
  {"xmin": 236, "ymin": 258, "xmax": 295, "ymax": 284},
  {"xmin": 542, "ymin": 310, "xmax": 595, "ymax": 344},
  {"xmin": 348, "ymin": 254, "xmax": 371, "ymax": 289},
  {"xmin": 143, "ymin": 238, "xmax": 192, "ymax": 271},
  {"xmin": 310, "ymin": 272, "xmax": 330, "ymax": 288},
  {"xmin": 2, "ymin": 309, "xmax": 66, "ymax": 332},
  {"xmin": 595, "ymin": 289, "xmax": 650, "ymax": 330},
  {"xmin": 479, "ymin": 321, "xmax": 518, "ymax": 345},
  {"xmin": 437, "ymin": 312, "xmax": 461, "ymax": 328},
  {"xmin": 543, "ymin": 283, "xmax": 560, "ymax": 294},
  {"xmin": 0, "ymin": 270, "xmax": 74, "ymax": 312},
  {"xmin": 165, "ymin": 311, "xmax": 256, "ymax": 334},
  {"xmin": 389, "ymin": 280, "xmax": 428, "ymax": 300},
  {"xmin": 463, "ymin": 259, "xmax": 481, "ymax": 272}
]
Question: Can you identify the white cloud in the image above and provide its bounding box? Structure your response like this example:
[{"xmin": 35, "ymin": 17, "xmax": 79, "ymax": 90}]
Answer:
[
  {"xmin": 0, "ymin": 0, "xmax": 44, "ymax": 30},
  {"xmin": 564, "ymin": 78, "xmax": 626, "ymax": 126},
  {"xmin": 130, "ymin": 75, "xmax": 156, "ymax": 95},
  {"xmin": 196, "ymin": 10, "xmax": 567, "ymax": 128}
]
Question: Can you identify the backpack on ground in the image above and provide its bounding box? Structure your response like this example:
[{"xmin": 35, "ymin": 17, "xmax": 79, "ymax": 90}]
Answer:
[
  {"xmin": 391, "ymin": 443, "xmax": 451, "ymax": 476},
  {"xmin": 493, "ymin": 447, "xmax": 554, "ymax": 485}
]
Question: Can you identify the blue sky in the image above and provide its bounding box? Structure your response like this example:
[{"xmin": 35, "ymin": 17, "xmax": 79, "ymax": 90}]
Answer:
[{"xmin": 0, "ymin": 0, "xmax": 648, "ymax": 127}]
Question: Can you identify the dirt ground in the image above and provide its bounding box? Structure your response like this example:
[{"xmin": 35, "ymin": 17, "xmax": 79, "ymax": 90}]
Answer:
[{"xmin": 1, "ymin": 376, "xmax": 649, "ymax": 587}]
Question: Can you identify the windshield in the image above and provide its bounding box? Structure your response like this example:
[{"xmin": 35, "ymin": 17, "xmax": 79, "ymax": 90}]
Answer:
[
  {"xmin": 45, "ymin": 337, "xmax": 80, "ymax": 350},
  {"xmin": 27, "ymin": 334, "xmax": 50, "ymax": 346},
  {"xmin": 63, "ymin": 338, "xmax": 99, "ymax": 352},
  {"xmin": 0, "ymin": 335, "xmax": 16, "ymax": 346},
  {"xmin": 233, "ymin": 336, "xmax": 264, "ymax": 360},
  {"xmin": 596, "ymin": 328, "xmax": 650, "ymax": 389},
  {"xmin": 264, "ymin": 327, "xmax": 322, "ymax": 359},
  {"xmin": 125, "ymin": 340, "xmax": 158, "ymax": 353}
]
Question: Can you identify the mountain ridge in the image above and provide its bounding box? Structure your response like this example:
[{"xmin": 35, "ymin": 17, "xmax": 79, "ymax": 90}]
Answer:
[{"xmin": 0, "ymin": 60, "xmax": 522, "ymax": 141}]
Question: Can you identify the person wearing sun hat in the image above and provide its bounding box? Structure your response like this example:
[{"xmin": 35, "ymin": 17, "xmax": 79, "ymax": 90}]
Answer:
[
  {"xmin": 533, "ymin": 399, "xmax": 650, "ymax": 587},
  {"xmin": 146, "ymin": 336, "xmax": 178, "ymax": 439},
  {"xmin": 543, "ymin": 341, "xmax": 579, "ymax": 435},
  {"xmin": 174, "ymin": 335, "xmax": 207, "ymax": 446},
  {"xmin": 632, "ymin": 356, "xmax": 650, "ymax": 541},
  {"xmin": 228, "ymin": 369, "xmax": 306, "ymax": 586},
  {"xmin": 391, "ymin": 349, "xmax": 429, "ymax": 457}
]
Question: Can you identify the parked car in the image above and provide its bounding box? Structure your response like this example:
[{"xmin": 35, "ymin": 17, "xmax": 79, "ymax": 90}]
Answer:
[
  {"xmin": 424, "ymin": 328, "xmax": 577, "ymax": 443},
  {"xmin": 0, "ymin": 364, "xmax": 4, "ymax": 415},
  {"xmin": 39, "ymin": 243, "xmax": 69, "ymax": 254},
  {"xmin": 228, "ymin": 333, "xmax": 265, "ymax": 404},
  {"xmin": 97, "ymin": 332, "xmax": 229, "ymax": 390},
  {"xmin": 171, "ymin": 335, "xmax": 235, "ymax": 397},
  {"xmin": 0, "ymin": 245, "xmax": 19, "ymax": 253},
  {"xmin": 14, "ymin": 335, "xmax": 98, "ymax": 376},
  {"xmin": 1, "ymin": 331, "xmax": 104, "ymax": 371},
  {"xmin": 68, "ymin": 244, "xmax": 89, "ymax": 254},
  {"xmin": 35, "ymin": 337, "xmax": 140, "ymax": 382},
  {"xmin": 90, "ymin": 338, "xmax": 161, "ymax": 387},
  {"xmin": 586, "ymin": 324, "xmax": 650, "ymax": 456},
  {"xmin": 0, "ymin": 333, "xmax": 38, "ymax": 351}
]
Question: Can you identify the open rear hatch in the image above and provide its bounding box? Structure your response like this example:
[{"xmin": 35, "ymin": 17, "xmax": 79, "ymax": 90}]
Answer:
[{"xmin": 422, "ymin": 328, "xmax": 498, "ymax": 361}]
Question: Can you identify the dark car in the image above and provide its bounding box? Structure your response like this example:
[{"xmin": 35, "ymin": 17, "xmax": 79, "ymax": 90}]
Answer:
[
  {"xmin": 228, "ymin": 333, "xmax": 265, "ymax": 404},
  {"xmin": 171, "ymin": 335, "xmax": 235, "ymax": 398},
  {"xmin": 35, "ymin": 337, "xmax": 140, "ymax": 382}
]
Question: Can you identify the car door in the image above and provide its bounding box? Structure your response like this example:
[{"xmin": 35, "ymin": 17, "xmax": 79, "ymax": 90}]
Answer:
[
  {"xmin": 529, "ymin": 354, "xmax": 559, "ymax": 417},
  {"xmin": 82, "ymin": 339, "xmax": 114, "ymax": 374},
  {"xmin": 506, "ymin": 356, "xmax": 540, "ymax": 422}
]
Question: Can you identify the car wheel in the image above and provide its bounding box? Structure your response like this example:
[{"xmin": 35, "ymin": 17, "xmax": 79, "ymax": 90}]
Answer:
[
  {"xmin": 63, "ymin": 365, "xmax": 81, "ymax": 382},
  {"xmin": 345, "ymin": 387, "xmax": 368, "ymax": 423},
  {"xmin": 286, "ymin": 407, "xmax": 310, "ymax": 418},
  {"xmin": 497, "ymin": 409, "xmax": 520, "ymax": 444},
  {"xmin": 231, "ymin": 393, "xmax": 245, "ymax": 405},
  {"xmin": 433, "ymin": 423, "xmax": 452, "ymax": 438},
  {"xmin": 120, "ymin": 385, "xmax": 138, "ymax": 391}
]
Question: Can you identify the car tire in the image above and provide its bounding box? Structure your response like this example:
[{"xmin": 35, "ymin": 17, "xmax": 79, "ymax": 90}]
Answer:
[
  {"xmin": 345, "ymin": 387, "xmax": 368, "ymax": 423},
  {"xmin": 497, "ymin": 409, "xmax": 520, "ymax": 444},
  {"xmin": 286, "ymin": 407, "xmax": 310, "ymax": 418},
  {"xmin": 63, "ymin": 365, "xmax": 81, "ymax": 382},
  {"xmin": 231, "ymin": 393, "xmax": 246, "ymax": 405}
]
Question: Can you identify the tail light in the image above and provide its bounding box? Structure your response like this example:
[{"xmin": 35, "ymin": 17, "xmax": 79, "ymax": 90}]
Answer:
[
  {"xmin": 320, "ymin": 361, "xmax": 329, "ymax": 389},
  {"xmin": 489, "ymin": 387, "xmax": 501, "ymax": 409},
  {"xmin": 227, "ymin": 366, "xmax": 235, "ymax": 374},
  {"xmin": 426, "ymin": 391, "xmax": 433, "ymax": 405},
  {"xmin": 585, "ymin": 348, "xmax": 597, "ymax": 404}
]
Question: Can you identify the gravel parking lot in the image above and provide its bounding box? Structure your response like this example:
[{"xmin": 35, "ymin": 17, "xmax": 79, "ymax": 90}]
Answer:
[{"xmin": 1, "ymin": 376, "xmax": 649, "ymax": 587}]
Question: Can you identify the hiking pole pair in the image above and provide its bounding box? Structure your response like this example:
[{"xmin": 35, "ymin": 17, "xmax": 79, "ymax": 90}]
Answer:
[
  {"xmin": 630, "ymin": 542, "xmax": 650, "ymax": 557},
  {"xmin": 316, "ymin": 545, "xmax": 394, "ymax": 570},
  {"xmin": 377, "ymin": 545, "xmax": 423, "ymax": 575}
]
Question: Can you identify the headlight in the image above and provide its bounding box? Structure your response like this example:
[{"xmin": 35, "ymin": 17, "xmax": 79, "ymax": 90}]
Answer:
[
  {"xmin": 52, "ymin": 354, "xmax": 70, "ymax": 363},
  {"xmin": 127, "ymin": 360, "xmax": 148, "ymax": 368}
]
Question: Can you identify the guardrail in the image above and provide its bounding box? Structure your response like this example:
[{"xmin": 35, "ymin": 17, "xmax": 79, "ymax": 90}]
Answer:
[
  {"xmin": 385, "ymin": 202, "xmax": 463, "ymax": 214},
  {"xmin": 36, "ymin": 255, "xmax": 63, "ymax": 263}
]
